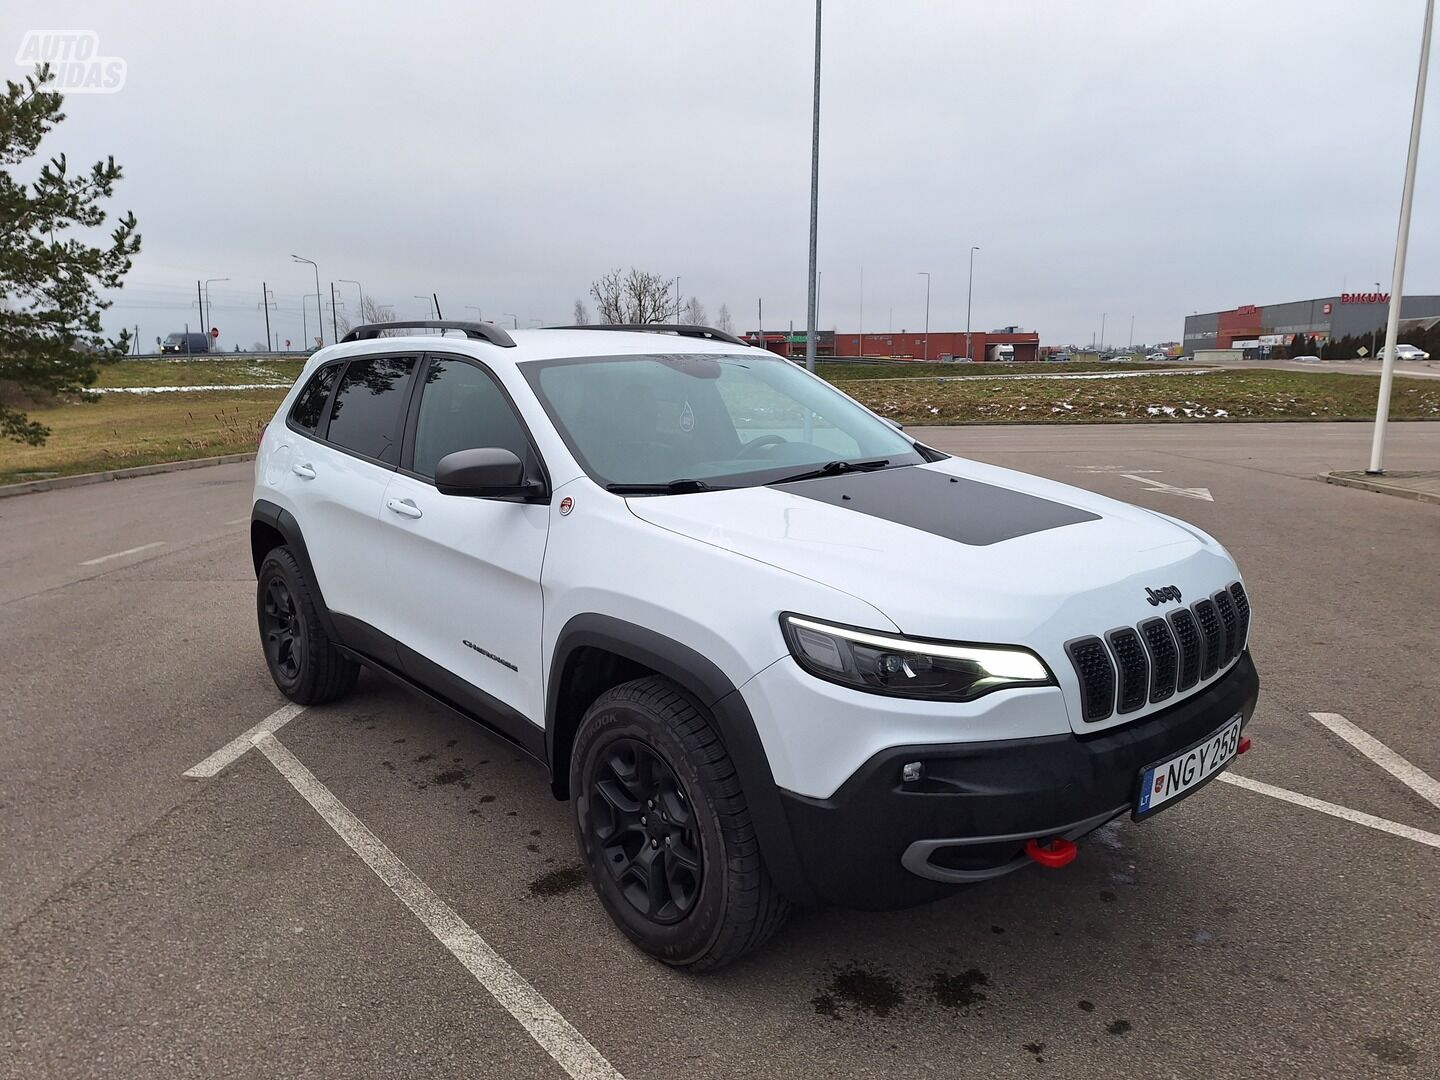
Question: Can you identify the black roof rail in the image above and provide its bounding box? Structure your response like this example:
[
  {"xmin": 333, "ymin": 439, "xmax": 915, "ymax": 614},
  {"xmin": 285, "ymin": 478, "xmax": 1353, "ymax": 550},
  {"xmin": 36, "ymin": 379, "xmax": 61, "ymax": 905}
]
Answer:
[
  {"xmin": 544, "ymin": 323, "xmax": 750, "ymax": 348},
  {"xmin": 341, "ymin": 320, "xmax": 516, "ymax": 348}
]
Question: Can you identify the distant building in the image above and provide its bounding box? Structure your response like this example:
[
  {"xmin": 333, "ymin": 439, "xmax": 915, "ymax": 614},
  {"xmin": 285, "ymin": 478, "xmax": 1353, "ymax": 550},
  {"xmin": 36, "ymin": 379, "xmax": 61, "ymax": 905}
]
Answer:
[
  {"xmin": 1183, "ymin": 294, "xmax": 1440, "ymax": 355},
  {"xmin": 744, "ymin": 328, "xmax": 1040, "ymax": 362}
]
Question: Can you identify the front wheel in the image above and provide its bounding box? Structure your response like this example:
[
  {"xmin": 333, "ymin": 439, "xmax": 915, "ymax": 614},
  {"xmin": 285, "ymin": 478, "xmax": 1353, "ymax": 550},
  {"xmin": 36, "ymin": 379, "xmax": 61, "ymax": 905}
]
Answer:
[
  {"xmin": 256, "ymin": 546, "xmax": 358, "ymax": 705},
  {"xmin": 571, "ymin": 677, "xmax": 790, "ymax": 971}
]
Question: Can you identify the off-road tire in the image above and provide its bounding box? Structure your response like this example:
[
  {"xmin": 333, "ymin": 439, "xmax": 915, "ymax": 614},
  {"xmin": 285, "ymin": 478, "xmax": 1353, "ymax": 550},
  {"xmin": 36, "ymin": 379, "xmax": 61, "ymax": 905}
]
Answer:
[
  {"xmin": 571, "ymin": 676, "xmax": 791, "ymax": 971},
  {"xmin": 256, "ymin": 546, "xmax": 359, "ymax": 705}
]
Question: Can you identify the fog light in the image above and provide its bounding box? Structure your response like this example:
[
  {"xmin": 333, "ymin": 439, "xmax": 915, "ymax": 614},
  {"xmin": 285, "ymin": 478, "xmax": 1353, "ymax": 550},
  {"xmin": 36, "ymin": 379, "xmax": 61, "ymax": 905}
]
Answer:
[{"xmin": 902, "ymin": 761, "xmax": 924, "ymax": 783}]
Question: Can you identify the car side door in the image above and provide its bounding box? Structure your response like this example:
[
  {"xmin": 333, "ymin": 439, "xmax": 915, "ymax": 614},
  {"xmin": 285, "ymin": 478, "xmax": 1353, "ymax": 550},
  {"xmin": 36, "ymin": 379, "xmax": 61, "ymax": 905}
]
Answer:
[
  {"xmin": 378, "ymin": 353, "xmax": 550, "ymax": 740},
  {"xmin": 286, "ymin": 352, "xmax": 420, "ymax": 650}
]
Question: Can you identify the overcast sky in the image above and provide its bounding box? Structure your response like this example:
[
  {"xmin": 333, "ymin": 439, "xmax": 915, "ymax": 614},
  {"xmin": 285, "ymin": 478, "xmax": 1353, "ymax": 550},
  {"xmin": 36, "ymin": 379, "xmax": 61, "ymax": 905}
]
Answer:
[{"xmin": 9, "ymin": 0, "xmax": 1440, "ymax": 350}]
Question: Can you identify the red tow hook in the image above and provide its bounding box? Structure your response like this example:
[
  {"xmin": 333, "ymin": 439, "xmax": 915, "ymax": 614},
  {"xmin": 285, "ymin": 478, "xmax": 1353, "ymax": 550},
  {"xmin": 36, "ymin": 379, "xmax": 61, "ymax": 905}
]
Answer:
[
  {"xmin": 1024, "ymin": 836, "xmax": 1078, "ymax": 869},
  {"xmin": 1237, "ymin": 735, "xmax": 1252, "ymax": 755}
]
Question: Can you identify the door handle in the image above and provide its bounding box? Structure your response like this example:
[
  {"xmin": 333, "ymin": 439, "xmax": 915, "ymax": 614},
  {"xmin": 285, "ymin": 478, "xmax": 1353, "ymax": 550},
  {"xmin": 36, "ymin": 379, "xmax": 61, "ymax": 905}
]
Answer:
[
  {"xmin": 386, "ymin": 498, "xmax": 423, "ymax": 520},
  {"xmin": 292, "ymin": 463, "xmax": 316, "ymax": 479}
]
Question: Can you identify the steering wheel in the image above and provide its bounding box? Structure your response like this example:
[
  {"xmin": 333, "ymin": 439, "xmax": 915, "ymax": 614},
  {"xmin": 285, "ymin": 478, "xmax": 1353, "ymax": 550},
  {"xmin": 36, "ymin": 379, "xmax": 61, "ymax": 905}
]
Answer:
[{"xmin": 737, "ymin": 434, "xmax": 788, "ymax": 458}]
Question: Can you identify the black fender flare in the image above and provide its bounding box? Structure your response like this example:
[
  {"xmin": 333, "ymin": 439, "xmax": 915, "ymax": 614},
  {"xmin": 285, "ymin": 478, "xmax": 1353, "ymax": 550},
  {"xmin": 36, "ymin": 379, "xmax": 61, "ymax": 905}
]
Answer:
[
  {"xmin": 250, "ymin": 499, "xmax": 341, "ymax": 641},
  {"xmin": 546, "ymin": 613, "xmax": 816, "ymax": 905}
]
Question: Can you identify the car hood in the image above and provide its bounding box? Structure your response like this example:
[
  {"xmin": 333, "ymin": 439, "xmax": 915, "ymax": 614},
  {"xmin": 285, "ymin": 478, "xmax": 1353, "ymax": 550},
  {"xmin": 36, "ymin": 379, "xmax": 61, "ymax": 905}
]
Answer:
[{"xmin": 625, "ymin": 459, "xmax": 1241, "ymax": 727}]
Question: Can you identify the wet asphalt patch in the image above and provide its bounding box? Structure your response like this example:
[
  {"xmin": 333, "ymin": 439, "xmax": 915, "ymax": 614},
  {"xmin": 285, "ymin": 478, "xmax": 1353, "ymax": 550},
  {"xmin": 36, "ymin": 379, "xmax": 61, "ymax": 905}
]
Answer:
[{"xmin": 529, "ymin": 865, "xmax": 588, "ymax": 897}]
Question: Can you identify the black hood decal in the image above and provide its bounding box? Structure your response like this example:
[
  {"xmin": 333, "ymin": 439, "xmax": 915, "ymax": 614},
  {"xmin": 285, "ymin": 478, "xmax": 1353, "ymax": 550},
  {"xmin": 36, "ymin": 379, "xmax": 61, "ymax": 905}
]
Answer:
[{"xmin": 774, "ymin": 465, "xmax": 1100, "ymax": 546}]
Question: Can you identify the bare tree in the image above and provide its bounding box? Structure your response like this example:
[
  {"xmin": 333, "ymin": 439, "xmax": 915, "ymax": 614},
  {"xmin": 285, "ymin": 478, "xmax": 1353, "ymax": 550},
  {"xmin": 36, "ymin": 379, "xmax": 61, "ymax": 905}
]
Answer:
[
  {"xmin": 589, "ymin": 268, "xmax": 673, "ymax": 324},
  {"xmin": 572, "ymin": 299, "xmax": 590, "ymax": 325},
  {"xmin": 682, "ymin": 296, "xmax": 708, "ymax": 325},
  {"xmin": 715, "ymin": 303, "xmax": 734, "ymax": 334},
  {"xmin": 335, "ymin": 295, "xmax": 397, "ymax": 339}
]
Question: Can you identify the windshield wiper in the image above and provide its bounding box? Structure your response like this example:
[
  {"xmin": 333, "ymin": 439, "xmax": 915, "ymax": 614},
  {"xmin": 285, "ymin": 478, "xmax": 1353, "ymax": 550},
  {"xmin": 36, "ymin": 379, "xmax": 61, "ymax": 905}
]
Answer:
[
  {"xmin": 767, "ymin": 458, "xmax": 891, "ymax": 485},
  {"xmin": 605, "ymin": 479, "xmax": 715, "ymax": 495}
]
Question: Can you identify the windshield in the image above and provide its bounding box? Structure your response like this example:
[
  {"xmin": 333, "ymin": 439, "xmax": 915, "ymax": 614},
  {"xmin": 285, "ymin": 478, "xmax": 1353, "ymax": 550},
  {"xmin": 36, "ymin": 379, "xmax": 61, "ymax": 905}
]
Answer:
[{"xmin": 522, "ymin": 352, "xmax": 927, "ymax": 489}]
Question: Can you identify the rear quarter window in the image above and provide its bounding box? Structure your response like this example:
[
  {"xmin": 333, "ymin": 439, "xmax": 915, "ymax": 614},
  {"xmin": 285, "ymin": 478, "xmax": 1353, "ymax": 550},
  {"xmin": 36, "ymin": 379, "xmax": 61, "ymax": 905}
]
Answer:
[{"xmin": 288, "ymin": 363, "xmax": 340, "ymax": 432}]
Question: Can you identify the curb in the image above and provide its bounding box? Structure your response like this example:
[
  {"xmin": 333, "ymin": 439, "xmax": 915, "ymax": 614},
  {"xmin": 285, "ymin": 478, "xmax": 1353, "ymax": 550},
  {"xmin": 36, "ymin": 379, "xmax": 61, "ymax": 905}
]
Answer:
[
  {"xmin": 1319, "ymin": 471, "xmax": 1440, "ymax": 507},
  {"xmin": 0, "ymin": 452, "xmax": 256, "ymax": 500}
]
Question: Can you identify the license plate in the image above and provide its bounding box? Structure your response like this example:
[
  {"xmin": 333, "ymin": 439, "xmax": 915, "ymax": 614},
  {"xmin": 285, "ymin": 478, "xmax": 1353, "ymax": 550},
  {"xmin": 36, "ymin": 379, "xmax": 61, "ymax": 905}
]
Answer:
[{"xmin": 1133, "ymin": 713, "xmax": 1243, "ymax": 820}]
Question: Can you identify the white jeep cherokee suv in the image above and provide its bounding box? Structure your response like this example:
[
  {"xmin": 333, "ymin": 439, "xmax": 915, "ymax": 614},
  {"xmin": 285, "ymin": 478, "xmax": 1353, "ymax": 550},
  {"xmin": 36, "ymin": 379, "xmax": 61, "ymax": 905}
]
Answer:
[{"xmin": 251, "ymin": 321, "xmax": 1259, "ymax": 970}]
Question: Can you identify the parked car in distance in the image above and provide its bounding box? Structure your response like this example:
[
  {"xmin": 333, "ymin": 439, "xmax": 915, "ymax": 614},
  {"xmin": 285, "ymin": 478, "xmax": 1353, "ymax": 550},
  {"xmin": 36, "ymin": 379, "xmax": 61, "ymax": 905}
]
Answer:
[
  {"xmin": 250, "ymin": 320, "xmax": 1258, "ymax": 970},
  {"xmin": 1049, "ymin": 353, "xmax": 1073, "ymax": 362},
  {"xmin": 1293, "ymin": 355, "xmax": 1322, "ymax": 364},
  {"xmin": 1145, "ymin": 352, "xmax": 1167, "ymax": 362},
  {"xmin": 160, "ymin": 331, "xmax": 211, "ymax": 355},
  {"xmin": 1107, "ymin": 354, "xmax": 1135, "ymax": 363},
  {"xmin": 1393, "ymin": 344, "xmax": 1430, "ymax": 361}
]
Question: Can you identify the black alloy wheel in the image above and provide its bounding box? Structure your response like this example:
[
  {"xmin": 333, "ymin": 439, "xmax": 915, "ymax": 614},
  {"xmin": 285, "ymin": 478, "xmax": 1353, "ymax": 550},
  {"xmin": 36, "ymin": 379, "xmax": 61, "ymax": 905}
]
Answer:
[
  {"xmin": 261, "ymin": 576, "xmax": 305, "ymax": 682},
  {"xmin": 254, "ymin": 545, "xmax": 359, "ymax": 705},
  {"xmin": 589, "ymin": 738, "xmax": 703, "ymax": 924}
]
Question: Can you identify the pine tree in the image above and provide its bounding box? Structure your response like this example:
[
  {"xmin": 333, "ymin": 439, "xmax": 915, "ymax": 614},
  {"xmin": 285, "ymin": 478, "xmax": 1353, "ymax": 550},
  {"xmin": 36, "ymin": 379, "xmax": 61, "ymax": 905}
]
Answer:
[{"xmin": 1, "ymin": 64, "xmax": 141, "ymax": 444}]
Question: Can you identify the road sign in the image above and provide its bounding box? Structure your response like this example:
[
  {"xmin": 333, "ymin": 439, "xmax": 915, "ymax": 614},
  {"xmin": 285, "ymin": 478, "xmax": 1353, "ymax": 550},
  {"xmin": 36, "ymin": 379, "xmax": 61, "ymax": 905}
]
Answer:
[
  {"xmin": 1358, "ymin": 345, "xmax": 1370, "ymax": 357},
  {"xmin": 210, "ymin": 327, "xmax": 219, "ymax": 338}
]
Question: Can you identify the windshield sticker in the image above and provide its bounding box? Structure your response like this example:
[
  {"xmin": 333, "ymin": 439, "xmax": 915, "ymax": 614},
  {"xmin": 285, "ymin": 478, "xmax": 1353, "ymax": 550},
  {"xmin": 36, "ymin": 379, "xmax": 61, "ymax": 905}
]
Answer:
[{"xmin": 680, "ymin": 401, "xmax": 695, "ymax": 433}]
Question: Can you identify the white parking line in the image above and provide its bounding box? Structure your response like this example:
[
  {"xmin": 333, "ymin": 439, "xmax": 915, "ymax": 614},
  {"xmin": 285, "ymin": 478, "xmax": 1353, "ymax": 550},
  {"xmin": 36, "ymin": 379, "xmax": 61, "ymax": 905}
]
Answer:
[
  {"xmin": 1120, "ymin": 474, "xmax": 1214, "ymax": 502},
  {"xmin": 79, "ymin": 541, "xmax": 165, "ymax": 566},
  {"xmin": 1218, "ymin": 773, "xmax": 1440, "ymax": 849},
  {"xmin": 225, "ymin": 516, "xmax": 250, "ymax": 526},
  {"xmin": 1309, "ymin": 712, "xmax": 1440, "ymax": 810},
  {"xmin": 183, "ymin": 703, "xmax": 305, "ymax": 778},
  {"xmin": 252, "ymin": 732, "xmax": 626, "ymax": 1080}
]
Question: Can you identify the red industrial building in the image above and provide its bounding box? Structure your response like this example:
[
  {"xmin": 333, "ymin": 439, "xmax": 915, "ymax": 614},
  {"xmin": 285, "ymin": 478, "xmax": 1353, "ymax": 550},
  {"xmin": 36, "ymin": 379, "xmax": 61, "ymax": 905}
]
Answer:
[{"xmin": 744, "ymin": 328, "xmax": 1040, "ymax": 362}]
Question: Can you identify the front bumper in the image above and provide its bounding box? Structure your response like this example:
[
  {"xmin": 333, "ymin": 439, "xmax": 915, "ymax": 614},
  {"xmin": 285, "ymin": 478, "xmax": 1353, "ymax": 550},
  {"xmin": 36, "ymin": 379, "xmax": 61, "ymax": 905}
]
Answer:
[{"xmin": 774, "ymin": 651, "xmax": 1259, "ymax": 909}]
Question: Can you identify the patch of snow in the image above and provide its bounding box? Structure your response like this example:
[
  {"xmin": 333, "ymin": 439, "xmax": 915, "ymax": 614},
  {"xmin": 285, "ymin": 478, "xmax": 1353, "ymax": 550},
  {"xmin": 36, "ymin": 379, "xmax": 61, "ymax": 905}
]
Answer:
[{"xmin": 95, "ymin": 384, "xmax": 289, "ymax": 394}]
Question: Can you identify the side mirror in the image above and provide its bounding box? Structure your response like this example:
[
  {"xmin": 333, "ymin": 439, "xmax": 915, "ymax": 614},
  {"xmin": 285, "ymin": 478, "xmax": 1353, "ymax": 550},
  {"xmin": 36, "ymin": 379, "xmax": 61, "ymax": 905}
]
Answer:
[
  {"xmin": 434, "ymin": 447, "xmax": 540, "ymax": 498},
  {"xmin": 881, "ymin": 416, "xmax": 906, "ymax": 432}
]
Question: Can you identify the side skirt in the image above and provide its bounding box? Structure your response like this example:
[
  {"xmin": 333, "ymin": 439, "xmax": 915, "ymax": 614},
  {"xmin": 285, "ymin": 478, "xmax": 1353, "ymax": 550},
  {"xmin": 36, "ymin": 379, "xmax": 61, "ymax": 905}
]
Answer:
[{"xmin": 331, "ymin": 616, "xmax": 547, "ymax": 765}]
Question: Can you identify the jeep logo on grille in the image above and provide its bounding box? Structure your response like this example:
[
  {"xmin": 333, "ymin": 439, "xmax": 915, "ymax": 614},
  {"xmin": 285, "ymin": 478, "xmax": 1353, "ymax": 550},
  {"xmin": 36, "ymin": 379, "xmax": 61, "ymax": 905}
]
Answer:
[{"xmin": 1145, "ymin": 585, "xmax": 1183, "ymax": 606}]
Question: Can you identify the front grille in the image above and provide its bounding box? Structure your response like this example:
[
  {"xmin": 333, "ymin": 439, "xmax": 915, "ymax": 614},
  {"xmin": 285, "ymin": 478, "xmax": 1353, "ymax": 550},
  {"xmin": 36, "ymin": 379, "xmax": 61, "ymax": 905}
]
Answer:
[
  {"xmin": 1168, "ymin": 608, "xmax": 1202, "ymax": 692},
  {"xmin": 1106, "ymin": 627, "xmax": 1149, "ymax": 714},
  {"xmin": 1067, "ymin": 581, "xmax": 1247, "ymax": 723},
  {"xmin": 1213, "ymin": 589, "xmax": 1239, "ymax": 664},
  {"xmin": 1139, "ymin": 618, "xmax": 1178, "ymax": 704},
  {"xmin": 1230, "ymin": 582, "xmax": 1251, "ymax": 650},
  {"xmin": 1065, "ymin": 637, "xmax": 1115, "ymax": 722},
  {"xmin": 1193, "ymin": 598, "xmax": 1222, "ymax": 680}
]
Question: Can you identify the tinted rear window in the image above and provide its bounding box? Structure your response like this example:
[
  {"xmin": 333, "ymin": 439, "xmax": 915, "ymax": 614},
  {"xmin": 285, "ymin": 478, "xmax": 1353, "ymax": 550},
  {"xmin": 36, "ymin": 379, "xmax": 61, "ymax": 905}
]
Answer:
[
  {"xmin": 289, "ymin": 363, "xmax": 339, "ymax": 432},
  {"xmin": 324, "ymin": 356, "xmax": 416, "ymax": 465}
]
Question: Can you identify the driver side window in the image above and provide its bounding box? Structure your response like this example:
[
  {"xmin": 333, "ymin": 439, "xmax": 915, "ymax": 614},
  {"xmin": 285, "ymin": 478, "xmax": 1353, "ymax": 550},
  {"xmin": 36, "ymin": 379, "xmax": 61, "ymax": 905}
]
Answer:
[{"xmin": 411, "ymin": 358, "xmax": 534, "ymax": 479}]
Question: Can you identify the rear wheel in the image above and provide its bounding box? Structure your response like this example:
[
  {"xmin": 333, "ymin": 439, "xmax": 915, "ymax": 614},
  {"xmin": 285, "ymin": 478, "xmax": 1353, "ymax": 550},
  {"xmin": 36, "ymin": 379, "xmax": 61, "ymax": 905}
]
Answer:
[
  {"xmin": 571, "ymin": 677, "xmax": 790, "ymax": 971},
  {"xmin": 256, "ymin": 546, "xmax": 358, "ymax": 705}
]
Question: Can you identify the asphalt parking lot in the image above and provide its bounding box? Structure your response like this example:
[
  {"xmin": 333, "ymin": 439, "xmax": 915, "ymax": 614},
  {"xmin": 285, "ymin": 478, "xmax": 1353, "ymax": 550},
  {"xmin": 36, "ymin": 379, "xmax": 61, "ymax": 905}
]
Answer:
[{"xmin": 2, "ymin": 421, "xmax": 1437, "ymax": 1079}]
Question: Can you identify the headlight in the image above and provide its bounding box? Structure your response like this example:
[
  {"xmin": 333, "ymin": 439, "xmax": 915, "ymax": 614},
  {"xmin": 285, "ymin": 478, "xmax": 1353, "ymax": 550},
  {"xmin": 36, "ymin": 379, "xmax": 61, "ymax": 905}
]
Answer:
[{"xmin": 779, "ymin": 613, "xmax": 1054, "ymax": 702}]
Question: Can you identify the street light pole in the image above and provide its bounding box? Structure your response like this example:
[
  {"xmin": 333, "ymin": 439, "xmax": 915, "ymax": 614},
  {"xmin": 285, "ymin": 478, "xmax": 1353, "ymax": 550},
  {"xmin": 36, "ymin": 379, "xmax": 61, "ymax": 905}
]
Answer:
[
  {"xmin": 503, "ymin": 313, "xmax": 518, "ymax": 329},
  {"xmin": 1129, "ymin": 314, "xmax": 1135, "ymax": 351},
  {"xmin": 858, "ymin": 264, "xmax": 864, "ymax": 359},
  {"xmin": 917, "ymin": 272, "xmax": 931, "ymax": 361},
  {"xmin": 965, "ymin": 246, "xmax": 979, "ymax": 361},
  {"xmin": 340, "ymin": 279, "xmax": 364, "ymax": 322},
  {"xmin": 465, "ymin": 305, "xmax": 482, "ymax": 321},
  {"xmin": 414, "ymin": 295, "xmax": 434, "ymax": 320},
  {"xmin": 804, "ymin": 0, "xmax": 822, "ymax": 373},
  {"xmin": 291, "ymin": 256, "xmax": 323, "ymax": 347},
  {"xmin": 1369, "ymin": 0, "xmax": 1434, "ymax": 475},
  {"xmin": 1100, "ymin": 312, "xmax": 1107, "ymax": 353}
]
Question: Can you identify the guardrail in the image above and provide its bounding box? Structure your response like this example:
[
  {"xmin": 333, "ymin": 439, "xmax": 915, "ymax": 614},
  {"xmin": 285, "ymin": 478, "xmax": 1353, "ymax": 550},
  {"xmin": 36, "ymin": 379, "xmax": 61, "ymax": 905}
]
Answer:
[{"xmin": 120, "ymin": 351, "xmax": 310, "ymax": 361}]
